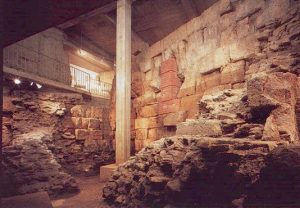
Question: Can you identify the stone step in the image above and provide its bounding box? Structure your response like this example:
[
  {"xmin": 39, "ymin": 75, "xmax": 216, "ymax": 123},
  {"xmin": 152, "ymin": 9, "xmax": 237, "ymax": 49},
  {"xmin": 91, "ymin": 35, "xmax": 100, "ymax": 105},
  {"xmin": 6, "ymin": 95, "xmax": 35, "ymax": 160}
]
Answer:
[{"xmin": 99, "ymin": 163, "xmax": 118, "ymax": 182}]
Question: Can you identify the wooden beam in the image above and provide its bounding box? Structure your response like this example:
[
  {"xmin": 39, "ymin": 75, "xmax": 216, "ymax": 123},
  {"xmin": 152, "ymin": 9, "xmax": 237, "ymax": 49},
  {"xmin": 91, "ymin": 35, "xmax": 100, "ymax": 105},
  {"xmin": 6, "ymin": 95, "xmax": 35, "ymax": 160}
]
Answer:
[
  {"xmin": 57, "ymin": 1, "xmax": 117, "ymax": 29},
  {"xmin": 181, "ymin": 0, "xmax": 199, "ymax": 20},
  {"xmin": 115, "ymin": 0, "xmax": 131, "ymax": 164}
]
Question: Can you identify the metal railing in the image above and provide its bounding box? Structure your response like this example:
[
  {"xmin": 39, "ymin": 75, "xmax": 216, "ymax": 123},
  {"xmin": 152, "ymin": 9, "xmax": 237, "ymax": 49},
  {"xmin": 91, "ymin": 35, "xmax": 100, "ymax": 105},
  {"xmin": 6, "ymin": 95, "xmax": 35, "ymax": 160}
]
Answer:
[
  {"xmin": 3, "ymin": 43, "xmax": 112, "ymax": 99},
  {"xmin": 70, "ymin": 65, "xmax": 112, "ymax": 98}
]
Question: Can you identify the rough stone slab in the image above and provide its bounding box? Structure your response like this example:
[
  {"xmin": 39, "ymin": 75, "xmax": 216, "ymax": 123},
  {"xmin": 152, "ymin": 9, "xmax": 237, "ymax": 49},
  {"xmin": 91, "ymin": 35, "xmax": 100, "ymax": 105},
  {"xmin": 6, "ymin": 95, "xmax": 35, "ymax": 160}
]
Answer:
[
  {"xmin": 176, "ymin": 119, "xmax": 223, "ymax": 137},
  {"xmin": 100, "ymin": 164, "xmax": 118, "ymax": 182},
  {"xmin": 1, "ymin": 191, "xmax": 53, "ymax": 208}
]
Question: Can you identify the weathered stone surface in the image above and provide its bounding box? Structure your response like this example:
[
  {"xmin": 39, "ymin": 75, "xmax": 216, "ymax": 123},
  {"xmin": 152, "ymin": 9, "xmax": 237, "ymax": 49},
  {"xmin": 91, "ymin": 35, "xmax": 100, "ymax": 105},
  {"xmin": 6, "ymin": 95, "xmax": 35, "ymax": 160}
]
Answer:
[
  {"xmin": 88, "ymin": 118, "xmax": 101, "ymax": 130},
  {"xmin": 103, "ymin": 136, "xmax": 278, "ymax": 207},
  {"xmin": 176, "ymin": 119, "xmax": 223, "ymax": 137},
  {"xmin": 163, "ymin": 111, "xmax": 187, "ymax": 126},
  {"xmin": 199, "ymin": 88, "xmax": 249, "ymax": 119},
  {"xmin": 244, "ymin": 145, "xmax": 300, "ymax": 208},
  {"xmin": 2, "ymin": 88, "xmax": 114, "ymax": 186},
  {"xmin": 75, "ymin": 129, "xmax": 90, "ymax": 140},
  {"xmin": 247, "ymin": 72, "xmax": 299, "ymax": 142},
  {"xmin": 132, "ymin": 0, "xmax": 300, "ymax": 154},
  {"xmin": 135, "ymin": 117, "xmax": 161, "ymax": 129},
  {"xmin": 262, "ymin": 115, "xmax": 281, "ymax": 141},
  {"xmin": 2, "ymin": 139, "xmax": 79, "ymax": 197},
  {"xmin": 138, "ymin": 104, "xmax": 158, "ymax": 118},
  {"xmin": 234, "ymin": 124, "xmax": 264, "ymax": 140},
  {"xmin": 221, "ymin": 60, "xmax": 245, "ymax": 85}
]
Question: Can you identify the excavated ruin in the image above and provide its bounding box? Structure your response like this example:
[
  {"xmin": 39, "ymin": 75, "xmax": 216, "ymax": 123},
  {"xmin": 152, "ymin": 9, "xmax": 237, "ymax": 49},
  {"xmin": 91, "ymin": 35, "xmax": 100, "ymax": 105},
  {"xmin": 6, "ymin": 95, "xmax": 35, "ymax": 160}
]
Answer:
[
  {"xmin": 2, "ymin": 88, "xmax": 114, "ymax": 197},
  {"xmin": 102, "ymin": 1, "xmax": 300, "ymax": 207},
  {"xmin": 103, "ymin": 73, "xmax": 300, "ymax": 207},
  {"xmin": 2, "ymin": 0, "xmax": 300, "ymax": 206}
]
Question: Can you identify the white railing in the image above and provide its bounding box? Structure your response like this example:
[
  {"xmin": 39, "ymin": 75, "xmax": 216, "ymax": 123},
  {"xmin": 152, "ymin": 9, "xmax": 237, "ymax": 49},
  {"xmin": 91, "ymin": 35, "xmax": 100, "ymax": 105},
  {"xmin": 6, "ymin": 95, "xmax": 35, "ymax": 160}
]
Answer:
[
  {"xmin": 3, "ymin": 43, "xmax": 112, "ymax": 99},
  {"xmin": 70, "ymin": 65, "xmax": 112, "ymax": 99}
]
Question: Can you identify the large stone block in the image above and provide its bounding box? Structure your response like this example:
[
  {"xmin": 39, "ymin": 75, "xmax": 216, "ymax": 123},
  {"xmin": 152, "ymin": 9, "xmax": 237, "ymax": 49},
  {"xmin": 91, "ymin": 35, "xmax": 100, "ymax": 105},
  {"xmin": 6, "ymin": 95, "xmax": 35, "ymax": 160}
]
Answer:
[
  {"xmin": 255, "ymin": 0, "xmax": 290, "ymax": 29},
  {"xmin": 262, "ymin": 115, "xmax": 280, "ymax": 141},
  {"xmin": 160, "ymin": 58, "xmax": 177, "ymax": 75},
  {"xmin": 89, "ymin": 130, "xmax": 103, "ymax": 140},
  {"xmin": 176, "ymin": 119, "xmax": 223, "ymax": 137},
  {"xmin": 158, "ymin": 99, "xmax": 180, "ymax": 115},
  {"xmin": 163, "ymin": 111, "xmax": 188, "ymax": 126},
  {"xmin": 160, "ymin": 71, "xmax": 181, "ymax": 89},
  {"xmin": 229, "ymin": 36, "xmax": 260, "ymax": 62},
  {"xmin": 148, "ymin": 128, "xmax": 163, "ymax": 141},
  {"xmin": 197, "ymin": 47, "xmax": 230, "ymax": 75},
  {"xmin": 196, "ymin": 71, "xmax": 221, "ymax": 94},
  {"xmin": 71, "ymin": 117, "xmax": 82, "ymax": 128},
  {"xmin": 88, "ymin": 118, "xmax": 101, "ymax": 130},
  {"xmin": 81, "ymin": 118, "xmax": 90, "ymax": 129},
  {"xmin": 180, "ymin": 94, "xmax": 203, "ymax": 111},
  {"xmin": 221, "ymin": 60, "xmax": 245, "ymax": 85},
  {"xmin": 177, "ymin": 71, "xmax": 197, "ymax": 98},
  {"xmin": 90, "ymin": 107, "xmax": 103, "ymax": 119},
  {"xmin": 136, "ymin": 128, "xmax": 148, "ymax": 140},
  {"xmin": 135, "ymin": 117, "xmax": 162, "ymax": 129},
  {"xmin": 159, "ymin": 86, "xmax": 180, "ymax": 102},
  {"xmin": 139, "ymin": 104, "xmax": 158, "ymax": 118},
  {"xmin": 235, "ymin": 0, "xmax": 265, "ymax": 21},
  {"xmin": 75, "ymin": 129, "xmax": 90, "ymax": 140},
  {"xmin": 71, "ymin": 105, "xmax": 86, "ymax": 117}
]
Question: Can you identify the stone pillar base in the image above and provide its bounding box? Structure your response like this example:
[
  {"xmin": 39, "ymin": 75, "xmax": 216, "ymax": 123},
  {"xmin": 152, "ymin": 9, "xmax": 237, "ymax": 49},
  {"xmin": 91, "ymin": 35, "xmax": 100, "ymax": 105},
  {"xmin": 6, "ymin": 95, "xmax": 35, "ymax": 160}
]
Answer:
[{"xmin": 99, "ymin": 163, "xmax": 118, "ymax": 182}]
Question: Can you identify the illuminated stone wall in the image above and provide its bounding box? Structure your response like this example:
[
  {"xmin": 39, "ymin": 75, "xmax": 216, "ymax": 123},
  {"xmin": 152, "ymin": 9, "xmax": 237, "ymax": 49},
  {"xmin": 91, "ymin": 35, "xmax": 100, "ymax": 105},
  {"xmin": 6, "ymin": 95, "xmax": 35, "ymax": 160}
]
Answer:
[{"xmin": 129, "ymin": 0, "xmax": 300, "ymax": 151}]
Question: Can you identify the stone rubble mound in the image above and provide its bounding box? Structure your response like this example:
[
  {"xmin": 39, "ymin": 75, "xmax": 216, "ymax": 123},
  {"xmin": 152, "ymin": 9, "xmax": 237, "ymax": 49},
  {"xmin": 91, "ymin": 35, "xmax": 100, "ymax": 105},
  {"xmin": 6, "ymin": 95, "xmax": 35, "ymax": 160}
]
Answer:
[
  {"xmin": 103, "ymin": 136, "xmax": 280, "ymax": 208},
  {"xmin": 2, "ymin": 138, "xmax": 79, "ymax": 198},
  {"xmin": 178, "ymin": 72, "xmax": 299, "ymax": 143}
]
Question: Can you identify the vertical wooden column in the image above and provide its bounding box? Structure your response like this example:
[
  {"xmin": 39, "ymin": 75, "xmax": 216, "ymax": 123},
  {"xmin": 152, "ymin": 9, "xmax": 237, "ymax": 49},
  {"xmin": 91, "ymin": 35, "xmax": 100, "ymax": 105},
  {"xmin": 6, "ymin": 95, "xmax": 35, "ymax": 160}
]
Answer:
[{"xmin": 115, "ymin": 0, "xmax": 131, "ymax": 164}]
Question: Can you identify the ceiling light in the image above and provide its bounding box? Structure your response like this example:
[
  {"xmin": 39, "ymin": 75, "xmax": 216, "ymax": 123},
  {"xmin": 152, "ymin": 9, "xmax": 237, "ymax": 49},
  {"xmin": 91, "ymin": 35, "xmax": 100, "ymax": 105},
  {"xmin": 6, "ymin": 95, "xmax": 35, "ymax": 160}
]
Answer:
[
  {"xmin": 78, "ymin": 49, "xmax": 87, "ymax": 56},
  {"xmin": 14, "ymin": 78, "xmax": 21, "ymax": 85},
  {"xmin": 36, "ymin": 83, "xmax": 43, "ymax": 89}
]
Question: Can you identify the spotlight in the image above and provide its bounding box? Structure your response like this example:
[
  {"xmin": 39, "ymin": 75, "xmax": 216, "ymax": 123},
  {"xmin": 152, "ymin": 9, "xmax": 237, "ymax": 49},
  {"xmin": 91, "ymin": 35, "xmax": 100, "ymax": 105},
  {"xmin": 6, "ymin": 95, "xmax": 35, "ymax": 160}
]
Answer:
[
  {"xmin": 78, "ymin": 49, "xmax": 87, "ymax": 56},
  {"xmin": 36, "ymin": 83, "xmax": 43, "ymax": 89},
  {"xmin": 14, "ymin": 78, "xmax": 21, "ymax": 85}
]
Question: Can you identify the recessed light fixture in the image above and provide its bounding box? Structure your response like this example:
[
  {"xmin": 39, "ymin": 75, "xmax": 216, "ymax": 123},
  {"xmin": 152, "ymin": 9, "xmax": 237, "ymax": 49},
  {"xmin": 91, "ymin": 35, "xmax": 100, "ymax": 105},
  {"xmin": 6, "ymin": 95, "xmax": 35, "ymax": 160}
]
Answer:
[
  {"xmin": 14, "ymin": 78, "xmax": 21, "ymax": 85},
  {"xmin": 36, "ymin": 83, "xmax": 43, "ymax": 89}
]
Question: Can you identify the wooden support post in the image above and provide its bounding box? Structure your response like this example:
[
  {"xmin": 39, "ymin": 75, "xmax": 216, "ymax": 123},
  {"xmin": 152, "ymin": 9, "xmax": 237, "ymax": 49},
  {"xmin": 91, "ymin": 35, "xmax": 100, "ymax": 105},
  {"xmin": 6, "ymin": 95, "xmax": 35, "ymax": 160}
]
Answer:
[{"xmin": 115, "ymin": 0, "xmax": 131, "ymax": 164}]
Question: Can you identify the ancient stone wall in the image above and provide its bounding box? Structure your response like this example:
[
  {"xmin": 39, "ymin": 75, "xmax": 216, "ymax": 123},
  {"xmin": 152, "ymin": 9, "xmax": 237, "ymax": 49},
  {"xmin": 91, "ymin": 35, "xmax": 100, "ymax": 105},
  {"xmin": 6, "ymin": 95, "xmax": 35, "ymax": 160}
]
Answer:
[
  {"xmin": 128, "ymin": 0, "xmax": 300, "ymax": 151},
  {"xmin": 2, "ymin": 81, "xmax": 114, "ymax": 197}
]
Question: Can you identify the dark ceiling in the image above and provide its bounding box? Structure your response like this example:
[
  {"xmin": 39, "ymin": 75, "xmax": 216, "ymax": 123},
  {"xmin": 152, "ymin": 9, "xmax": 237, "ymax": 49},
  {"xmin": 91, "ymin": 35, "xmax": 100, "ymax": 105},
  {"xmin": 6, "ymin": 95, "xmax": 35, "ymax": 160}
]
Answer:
[
  {"xmin": 3, "ymin": 0, "xmax": 112, "ymax": 46},
  {"xmin": 3, "ymin": 0, "xmax": 218, "ymax": 56}
]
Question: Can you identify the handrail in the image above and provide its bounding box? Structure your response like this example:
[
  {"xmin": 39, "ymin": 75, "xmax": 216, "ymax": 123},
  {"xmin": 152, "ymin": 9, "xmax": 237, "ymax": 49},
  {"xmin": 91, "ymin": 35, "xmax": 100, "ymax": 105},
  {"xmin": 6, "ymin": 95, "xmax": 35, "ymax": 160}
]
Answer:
[{"xmin": 3, "ymin": 43, "xmax": 112, "ymax": 99}]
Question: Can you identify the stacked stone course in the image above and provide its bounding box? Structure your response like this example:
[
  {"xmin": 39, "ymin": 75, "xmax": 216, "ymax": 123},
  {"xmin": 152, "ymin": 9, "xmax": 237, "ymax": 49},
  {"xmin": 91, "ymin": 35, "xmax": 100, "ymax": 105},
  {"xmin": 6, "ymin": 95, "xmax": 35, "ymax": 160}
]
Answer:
[
  {"xmin": 2, "ymin": 87, "xmax": 114, "ymax": 197},
  {"xmin": 125, "ymin": 0, "xmax": 300, "ymax": 151}
]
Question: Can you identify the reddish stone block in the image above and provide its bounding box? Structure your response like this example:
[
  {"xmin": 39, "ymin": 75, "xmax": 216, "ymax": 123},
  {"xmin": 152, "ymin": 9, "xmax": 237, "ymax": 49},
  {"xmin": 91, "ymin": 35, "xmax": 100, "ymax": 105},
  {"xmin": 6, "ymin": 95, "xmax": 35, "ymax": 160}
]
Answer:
[
  {"xmin": 88, "ymin": 118, "xmax": 101, "ymax": 130},
  {"xmin": 159, "ymin": 86, "xmax": 180, "ymax": 102},
  {"xmin": 75, "ymin": 129, "xmax": 89, "ymax": 140},
  {"xmin": 160, "ymin": 71, "xmax": 181, "ymax": 88},
  {"xmin": 89, "ymin": 130, "xmax": 103, "ymax": 140},
  {"xmin": 158, "ymin": 99, "xmax": 180, "ymax": 115},
  {"xmin": 160, "ymin": 58, "xmax": 177, "ymax": 75}
]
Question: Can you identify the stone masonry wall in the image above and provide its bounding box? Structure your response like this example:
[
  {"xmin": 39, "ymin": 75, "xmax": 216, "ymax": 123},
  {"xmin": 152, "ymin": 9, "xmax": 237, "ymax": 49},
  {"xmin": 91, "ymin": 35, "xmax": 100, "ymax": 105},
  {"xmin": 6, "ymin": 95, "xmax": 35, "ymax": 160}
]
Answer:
[
  {"xmin": 130, "ymin": 0, "xmax": 300, "ymax": 151},
  {"xmin": 2, "ymin": 81, "xmax": 114, "ymax": 197}
]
